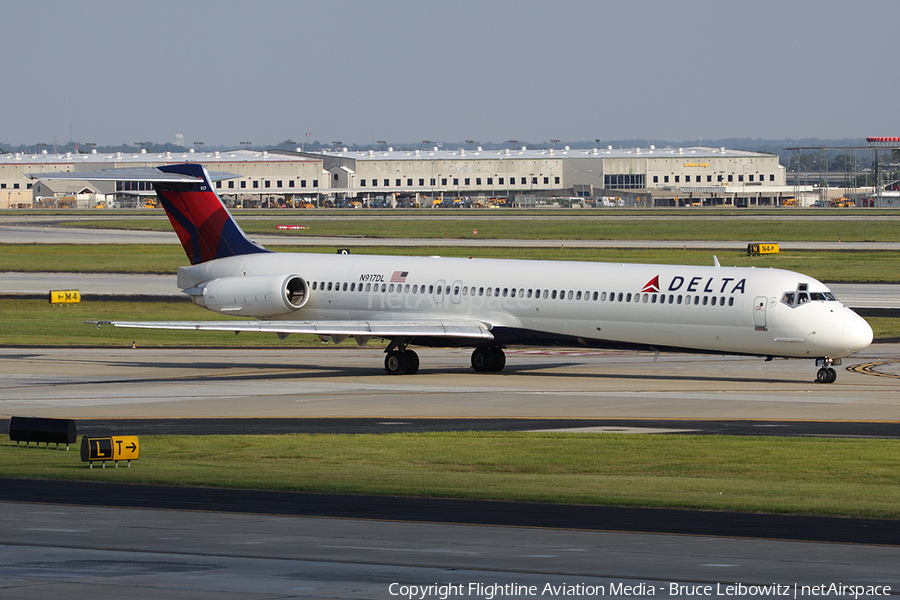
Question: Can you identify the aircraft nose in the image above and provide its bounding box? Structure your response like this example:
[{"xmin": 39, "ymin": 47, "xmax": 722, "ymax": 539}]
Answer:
[{"xmin": 842, "ymin": 313, "xmax": 873, "ymax": 354}]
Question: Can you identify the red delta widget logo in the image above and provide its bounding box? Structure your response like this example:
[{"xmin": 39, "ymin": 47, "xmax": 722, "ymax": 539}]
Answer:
[{"xmin": 641, "ymin": 274, "xmax": 747, "ymax": 295}]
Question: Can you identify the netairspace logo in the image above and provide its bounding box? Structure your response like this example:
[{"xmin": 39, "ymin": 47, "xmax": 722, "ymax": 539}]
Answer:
[{"xmin": 387, "ymin": 582, "xmax": 893, "ymax": 599}]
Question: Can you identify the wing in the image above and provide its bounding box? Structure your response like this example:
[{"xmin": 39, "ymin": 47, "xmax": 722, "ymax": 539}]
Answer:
[{"xmin": 89, "ymin": 319, "xmax": 494, "ymax": 341}]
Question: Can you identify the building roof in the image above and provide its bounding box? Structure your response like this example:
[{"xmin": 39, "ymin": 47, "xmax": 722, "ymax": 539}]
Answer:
[
  {"xmin": 0, "ymin": 148, "xmax": 320, "ymax": 167},
  {"xmin": 1, "ymin": 145, "xmax": 772, "ymax": 169},
  {"xmin": 309, "ymin": 145, "xmax": 767, "ymax": 162}
]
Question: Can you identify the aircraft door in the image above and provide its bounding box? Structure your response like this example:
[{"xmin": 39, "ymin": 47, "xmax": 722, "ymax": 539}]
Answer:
[
  {"xmin": 753, "ymin": 296, "xmax": 767, "ymax": 329},
  {"xmin": 433, "ymin": 279, "xmax": 446, "ymax": 304},
  {"xmin": 450, "ymin": 280, "xmax": 463, "ymax": 304}
]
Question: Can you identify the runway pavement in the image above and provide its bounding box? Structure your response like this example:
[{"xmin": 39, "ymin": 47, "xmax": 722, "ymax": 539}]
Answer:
[
  {"xmin": 2, "ymin": 497, "xmax": 897, "ymax": 600},
  {"xmin": 2, "ymin": 346, "xmax": 900, "ymax": 421},
  {"xmin": 5, "ymin": 416, "xmax": 896, "ymax": 438}
]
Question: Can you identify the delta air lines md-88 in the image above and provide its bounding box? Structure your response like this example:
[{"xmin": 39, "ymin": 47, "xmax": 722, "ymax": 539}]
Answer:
[{"xmin": 31, "ymin": 163, "xmax": 872, "ymax": 383}]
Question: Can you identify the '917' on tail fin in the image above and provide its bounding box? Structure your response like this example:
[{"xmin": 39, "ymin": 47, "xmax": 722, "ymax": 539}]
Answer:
[{"xmin": 155, "ymin": 163, "xmax": 270, "ymax": 264}]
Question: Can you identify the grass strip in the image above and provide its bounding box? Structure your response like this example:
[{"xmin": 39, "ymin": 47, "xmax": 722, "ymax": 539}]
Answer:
[
  {"xmin": 0, "ymin": 299, "xmax": 367, "ymax": 347},
  {"xmin": 63, "ymin": 216, "xmax": 900, "ymax": 242},
  {"xmin": 3, "ymin": 432, "xmax": 899, "ymax": 519}
]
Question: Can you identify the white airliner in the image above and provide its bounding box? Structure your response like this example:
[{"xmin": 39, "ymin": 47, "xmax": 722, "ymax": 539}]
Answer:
[{"xmin": 31, "ymin": 163, "xmax": 873, "ymax": 382}]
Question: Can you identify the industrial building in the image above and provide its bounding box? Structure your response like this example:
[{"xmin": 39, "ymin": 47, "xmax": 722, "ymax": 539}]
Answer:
[
  {"xmin": 5, "ymin": 143, "xmax": 796, "ymax": 208},
  {"xmin": 302, "ymin": 144, "xmax": 788, "ymax": 207},
  {"xmin": 0, "ymin": 149, "xmax": 326, "ymax": 209}
]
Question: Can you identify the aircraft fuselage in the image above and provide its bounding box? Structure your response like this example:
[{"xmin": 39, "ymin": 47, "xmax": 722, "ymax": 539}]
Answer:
[{"xmin": 176, "ymin": 252, "xmax": 872, "ymax": 360}]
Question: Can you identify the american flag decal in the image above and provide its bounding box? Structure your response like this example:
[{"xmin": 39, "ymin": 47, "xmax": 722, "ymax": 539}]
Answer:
[{"xmin": 390, "ymin": 271, "xmax": 409, "ymax": 283}]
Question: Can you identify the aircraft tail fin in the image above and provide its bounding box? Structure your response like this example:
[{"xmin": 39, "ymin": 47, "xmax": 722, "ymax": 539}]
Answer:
[{"xmin": 155, "ymin": 163, "xmax": 270, "ymax": 264}]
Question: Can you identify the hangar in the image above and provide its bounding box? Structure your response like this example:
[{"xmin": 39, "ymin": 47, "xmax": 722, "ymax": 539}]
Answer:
[
  {"xmin": 299, "ymin": 144, "xmax": 788, "ymax": 207},
  {"xmin": 10, "ymin": 143, "xmax": 794, "ymax": 208},
  {"xmin": 1, "ymin": 148, "xmax": 326, "ymax": 208}
]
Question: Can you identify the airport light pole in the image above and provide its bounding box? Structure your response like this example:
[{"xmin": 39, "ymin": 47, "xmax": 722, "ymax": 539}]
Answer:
[
  {"xmin": 507, "ymin": 140, "xmax": 518, "ymax": 200},
  {"xmin": 429, "ymin": 159, "xmax": 435, "ymax": 205},
  {"xmin": 283, "ymin": 140, "xmax": 296, "ymax": 207}
]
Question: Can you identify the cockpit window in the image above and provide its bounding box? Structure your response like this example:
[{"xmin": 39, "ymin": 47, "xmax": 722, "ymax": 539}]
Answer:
[
  {"xmin": 781, "ymin": 288, "xmax": 838, "ymax": 307},
  {"xmin": 810, "ymin": 292, "xmax": 834, "ymax": 302}
]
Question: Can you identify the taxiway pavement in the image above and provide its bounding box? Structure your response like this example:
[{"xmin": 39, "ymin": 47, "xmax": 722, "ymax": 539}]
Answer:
[
  {"xmin": 2, "ymin": 346, "xmax": 900, "ymax": 421},
  {"xmin": 3, "ymin": 497, "xmax": 897, "ymax": 600}
]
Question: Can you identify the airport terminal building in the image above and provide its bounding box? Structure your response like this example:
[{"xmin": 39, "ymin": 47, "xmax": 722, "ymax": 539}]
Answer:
[{"xmin": 4, "ymin": 144, "xmax": 792, "ymax": 208}]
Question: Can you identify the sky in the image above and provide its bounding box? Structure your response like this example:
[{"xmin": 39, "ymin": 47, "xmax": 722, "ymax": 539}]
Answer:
[{"xmin": 4, "ymin": 0, "xmax": 897, "ymax": 148}]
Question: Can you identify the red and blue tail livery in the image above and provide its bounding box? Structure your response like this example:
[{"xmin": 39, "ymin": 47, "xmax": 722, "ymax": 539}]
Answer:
[{"xmin": 155, "ymin": 163, "xmax": 269, "ymax": 264}]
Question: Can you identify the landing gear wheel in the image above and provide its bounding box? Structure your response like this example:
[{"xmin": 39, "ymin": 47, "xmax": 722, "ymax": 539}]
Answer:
[
  {"xmin": 816, "ymin": 367, "xmax": 837, "ymax": 384},
  {"xmin": 384, "ymin": 350, "xmax": 410, "ymax": 375},
  {"xmin": 471, "ymin": 347, "xmax": 494, "ymax": 372},
  {"xmin": 490, "ymin": 346, "xmax": 506, "ymax": 372},
  {"xmin": 405, "ymin": 350, "xmax": 419, "ymax": 375},
  {"xmin": 471, "ymin": 346, "xmax": 505, "ymax": 373}
]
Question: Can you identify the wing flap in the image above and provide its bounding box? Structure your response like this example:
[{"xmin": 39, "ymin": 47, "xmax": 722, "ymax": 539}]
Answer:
[{"xmin": 90, "ymin": 319, "xmax": 494, "ymax": 340}]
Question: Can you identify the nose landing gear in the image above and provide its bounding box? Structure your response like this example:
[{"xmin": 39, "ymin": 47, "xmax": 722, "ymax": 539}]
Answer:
[
  {"xmin": 815, "ymin": 358, "xmax": 839, "ymax": 384},
  {"xmin": 816, "ymin": 366, "xmax": 837, "ymax": 384}
]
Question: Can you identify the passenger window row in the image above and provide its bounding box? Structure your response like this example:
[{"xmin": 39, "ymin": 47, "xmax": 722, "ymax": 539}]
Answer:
[{"xmin": 309, "ymin": 281, "xmax": 737, "ymax": 307}]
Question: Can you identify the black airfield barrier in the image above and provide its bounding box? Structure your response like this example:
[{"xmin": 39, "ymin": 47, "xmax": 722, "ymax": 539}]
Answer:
[{"xmin": 8, "ymin": 416, "xmax": 77, "ymax": 450}]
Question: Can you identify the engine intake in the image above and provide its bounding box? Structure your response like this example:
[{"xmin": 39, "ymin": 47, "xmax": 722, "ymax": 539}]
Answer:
[{"xmin": 187, "ymin": 274, "xmax": 309, "ymax": 317}]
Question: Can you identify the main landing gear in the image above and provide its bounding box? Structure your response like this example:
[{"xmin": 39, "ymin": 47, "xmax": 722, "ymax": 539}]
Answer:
[
  {"xmin": 815, "ymin": 358, "xmax": 838, "ymax": 384},
  {"xmin": 384, "ymin": 349, "xmax": 419, "ymax": 375},
  {"xmin": 383, "ymin": 344, "xmax": 508, "ymax": 375},
  {"xmin": 471, "ymin": 346, "xmax": 506, "ymax": 373}
]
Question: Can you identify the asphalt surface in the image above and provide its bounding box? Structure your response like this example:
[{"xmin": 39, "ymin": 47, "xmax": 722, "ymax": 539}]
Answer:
[
  {"xmin": 2, "ymin": 478, "xmax": 898, "ymax": 547},
  {"xmin": 3, "ymin": 417, "xmax": 899, "ymax": 438}
]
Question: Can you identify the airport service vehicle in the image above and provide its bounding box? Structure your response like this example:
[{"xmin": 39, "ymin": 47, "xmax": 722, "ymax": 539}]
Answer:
[{"xmin": 31, "ymin": 163, "xmax": 872, "ymax": 382}]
